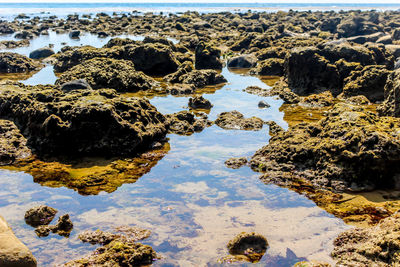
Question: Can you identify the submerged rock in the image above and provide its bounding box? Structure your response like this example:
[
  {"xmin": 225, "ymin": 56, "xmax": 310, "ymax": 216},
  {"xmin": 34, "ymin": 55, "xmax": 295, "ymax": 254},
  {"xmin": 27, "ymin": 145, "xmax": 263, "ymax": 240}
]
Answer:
[
  {"xmin": 215, "ymin": 111, "xmax": 264, "ymax": 131},
  {"xmin": 0, "ymin": 215, "xmax": 37, "ymax": 267},
  {"xmin": 0, "ymin": 83, "xmax": 168, "ymax": 157},
  {"xmin": 251, "ymin": 103, "xmax": 400, "ymax": 191},
  {"xmin": 332, "ymin": 213, "xmax": 400, "ymax": 266},
  {"xmin": 24, "ymin": 205, "xmax": 58, "ymax": 227},
  {"xmin": 65, "ymin": 226, "xmax": 156, "ymax": 267},
  {"xmin": 226, "ymin": 232, "xmax": 268, "ymax": 263},
  {"xmin": 56, "ymin": 57, "xmax": 156, "ymax": 92},
  {"xmin": 224, "ymin": 157, "xmax": 248, "ymax": 169},
  {"xmin": 0, "ymin": 52, "xmax": 43, "ymax": 73},
  {"xmin": 0, "ymin": 120, "xmax": 31, "ymax": 166},
  {"xmin": 35, "ymin": 214, "xmax": 73, "ymax": 237},
  {"xmin": 166, "ymin": 111, "xmax": 212, "ymax": 135}
]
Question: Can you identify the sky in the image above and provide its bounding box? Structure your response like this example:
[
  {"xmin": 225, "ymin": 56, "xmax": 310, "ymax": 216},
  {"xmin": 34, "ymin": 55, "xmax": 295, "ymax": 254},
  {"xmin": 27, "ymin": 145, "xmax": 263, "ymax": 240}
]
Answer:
[{"xmin": 0, "ymin": 0, "xmax": 399, "ymax": 3}]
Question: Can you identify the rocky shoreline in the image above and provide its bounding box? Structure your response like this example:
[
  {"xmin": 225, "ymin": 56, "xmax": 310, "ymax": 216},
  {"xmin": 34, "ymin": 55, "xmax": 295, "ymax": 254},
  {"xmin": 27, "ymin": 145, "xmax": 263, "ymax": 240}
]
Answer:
[{"xmin": 1, "ymin": 7, "xmax": 400, "ymax": 266}]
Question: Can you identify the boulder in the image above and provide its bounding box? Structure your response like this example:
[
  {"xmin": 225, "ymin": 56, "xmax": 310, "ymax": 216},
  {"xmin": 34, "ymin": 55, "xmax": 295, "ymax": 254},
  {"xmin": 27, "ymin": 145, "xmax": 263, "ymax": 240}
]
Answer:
[
  {"xmin": 69, "ymin": 30, "xmax": 80, "ymax": 39},
  {"xmin": 254, "ymin": 58, "xmax": 284, "ymax": 76},
  {"xmin": 56, "ymin": 58, "xmax": 156, "ymax": 92},
  {"xmin": 0, "ymin": 52, "xmax": 43, "ymax": 73},
  {"xmin": 0, "ymin": 83, "xmax": 168, "ymax": 157},
  {"xmin": 227, "ymin": 55, "xmax": 257, "ymax": 68},
  {"xmin": 24, "ymin": 205, "xmax": 58, "ymax": 227},
  {"xmin": 215, "ymin": 111, "xmax": 264, "ymax": 131},
  {"xmin": 188, "ymin": 96, "xmax": 212, "ymax": 109},
  {"xmin": 29, "ymin": 47, "xmax": 54, "ymax": 59},
  {"xmin": 195, "ymin": 42, "xmax": 223, "ymax": 70},
  {"xmin": 0, "ymin": 215, "xmax": 37, "ymax": 267},
  {"xmin": 124, "ymin": 43, "xmax": 179, "ymax": 75}
]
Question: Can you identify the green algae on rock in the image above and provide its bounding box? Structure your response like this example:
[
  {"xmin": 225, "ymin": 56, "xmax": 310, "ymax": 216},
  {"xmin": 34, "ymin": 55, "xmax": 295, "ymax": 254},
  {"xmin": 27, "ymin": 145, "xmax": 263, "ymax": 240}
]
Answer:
[
  {"xmin": 215, "ymin": 111, "xmax": 264, "ymax": 131},
  {"xmin": 0, "ymin": 82, "xmax": 168, "ymax": 157},
  {"xmin": 251, "ymin": 103, "xmax": 400, "ymax": 192},
  {"xmin": 65, "ymin": 227, "xmax": 156, "ymax": 266},
  {"xmin": 0, "ymin": 52, "xmax": 43, "ymax": 73},
  {"xmin": 378, "ymin": 69, "xmax": 400, "ymax": 117},
  {"xmin": 332, "ymin": 212, "xmax": 400, "ymax": 266},
  {"xmin": 55, "ymin": 57, "xmax": 157, "ymax": 92}
]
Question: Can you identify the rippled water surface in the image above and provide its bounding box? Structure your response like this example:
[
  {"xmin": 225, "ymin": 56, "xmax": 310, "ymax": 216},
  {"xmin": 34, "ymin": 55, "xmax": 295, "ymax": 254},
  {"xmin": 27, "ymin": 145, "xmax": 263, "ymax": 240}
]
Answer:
[{"xmin": 0, "ymin": 32, "xmax": 351, "ymax": 266}]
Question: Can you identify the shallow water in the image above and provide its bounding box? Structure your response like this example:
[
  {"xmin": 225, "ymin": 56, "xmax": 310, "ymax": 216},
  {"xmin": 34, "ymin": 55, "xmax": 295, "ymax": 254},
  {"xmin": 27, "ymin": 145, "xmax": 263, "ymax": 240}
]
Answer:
[{"xmin": 0, "ymin": 33, "xmax": 351, "ymax": 266}]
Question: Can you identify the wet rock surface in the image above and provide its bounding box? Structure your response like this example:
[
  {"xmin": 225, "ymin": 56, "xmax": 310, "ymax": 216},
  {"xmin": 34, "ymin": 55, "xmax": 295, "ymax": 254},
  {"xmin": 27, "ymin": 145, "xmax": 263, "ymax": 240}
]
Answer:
[
  {"xmin": 224, "ymin": 157, "xmax": 248, "ymax": 169},
  {"xmin": 223, "ymin": 232, "xmax": 268, "ymax": 263},
  {"xmin": 0, "ymin": 215, "xmax": 37, "ymax": 267},
  {"xmin": 215, "ymin": 111, "xmax": 264, "ymax": 131},
  {"xmin": 29, "ymin": 47, "xmax": 55, "ymax": 59},
  {"xmin": 378, "ymin": 69, "xmax": 400, "ymax": 117},
  {"xmin": 35, "ymin": 214, "xmax": 73, "ymax": 237},
  {"xmin": 195, "ymin": 42, "xmax": 223, "ymax": 70},
  {"xmin": 0, "ymin": 83, "xmax": 168, "ymax": 157},
  {"xmin": 24, "ymin": 205, "xmax": 58, "ymax": 227},
  {"xmin": 166, "ymin": 111, "xmax": 212, "ymax": 135},
  {"xmin": 188, "ymin": 95, "xmax": 212, "ymax": 109},
  {"xmin": 65, "ymin": 226, "xmax": 156, "ymax": 267}
]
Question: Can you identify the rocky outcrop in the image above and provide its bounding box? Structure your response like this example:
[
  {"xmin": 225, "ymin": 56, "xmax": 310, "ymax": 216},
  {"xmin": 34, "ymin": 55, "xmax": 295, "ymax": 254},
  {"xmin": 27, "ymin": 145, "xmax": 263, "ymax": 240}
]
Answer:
[
  {"xmin": 0, "ymin": 215, "xmax": 37, "ymax": 267},
  {"xmin": 0, "ymin": 83, "xmax": 168, "ymax": 157},
  {"xmin": 378, "ymin": 69, "xmax": 400, "ymax": 117},
  {"xmin": 35, "ymin": 214, "xmax": 73, "ymax": 237},
  {"xmin": 332, "ymin": 213, "xmax": 400, "ymax": 266},
  {"xmin": 215, "ymin": 111, "xmax": 264, "ymax": 131},
  {"xmin": 253, "ymin": 58, "xmax": 284, "ymax": 76},
  {"xmin": 188, "ymin": 96, "xmax": 212, "ymax": 109},
  {"xmin": 55, "ymin": 58, "xmax": 156, "ymax": 92},
  {"xmin": 0, "ymin": 120, "xmax": 31, "ymax": 166},
  {"xmin": 251, "ymin": 103, "xmax": 400, "ymax": 191},
  {"xmin": 0, "ymin": 52, "xmax": 43, "ymax": 73}
]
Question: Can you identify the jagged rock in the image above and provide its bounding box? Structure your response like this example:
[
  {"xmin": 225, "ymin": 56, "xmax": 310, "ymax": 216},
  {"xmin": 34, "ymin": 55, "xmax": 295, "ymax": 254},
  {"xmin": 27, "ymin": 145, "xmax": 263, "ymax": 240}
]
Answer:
[
  {"xmin": 24, "ymin": 205, "xmax": 58, "ymax": 227},
  {"xmin": 166, "ymin": 111, "xmax": 211, "ymax": 135},
  {"xmin": 195, "ymin": 42, "xmax": 223, "ymax": 70},
  {"xmin": 254, "ymin": 58, "xmax": 284, "ymax": 76},
  {"xmin": 188, "ymin": 96, "xmax": 212, "ymax": 109}
]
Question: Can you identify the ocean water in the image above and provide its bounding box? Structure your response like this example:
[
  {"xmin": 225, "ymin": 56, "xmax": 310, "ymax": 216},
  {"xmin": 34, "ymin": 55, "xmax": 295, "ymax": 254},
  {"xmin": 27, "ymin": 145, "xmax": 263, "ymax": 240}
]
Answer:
[{"xmin": 0, "ymin": 2, "xmax": 400, "ymax": 20}]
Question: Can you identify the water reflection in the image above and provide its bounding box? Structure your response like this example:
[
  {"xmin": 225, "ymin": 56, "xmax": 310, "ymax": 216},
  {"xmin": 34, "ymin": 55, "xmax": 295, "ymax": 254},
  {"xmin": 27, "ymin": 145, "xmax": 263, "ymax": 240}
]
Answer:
[{"xmin": 0, "ymin": 33, "xmax": 350, "ymax": 266}]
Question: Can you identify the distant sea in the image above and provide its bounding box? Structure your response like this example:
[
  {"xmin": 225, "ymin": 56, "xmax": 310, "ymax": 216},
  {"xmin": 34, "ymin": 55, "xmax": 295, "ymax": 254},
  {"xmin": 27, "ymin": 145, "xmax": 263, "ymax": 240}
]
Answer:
[{"xmin": 0, "ymin": 2, "xmax": 400, "ymax": 20}]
